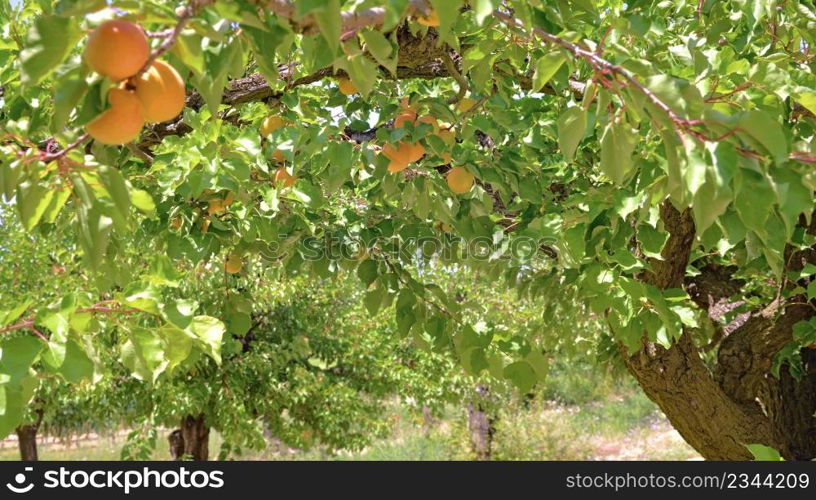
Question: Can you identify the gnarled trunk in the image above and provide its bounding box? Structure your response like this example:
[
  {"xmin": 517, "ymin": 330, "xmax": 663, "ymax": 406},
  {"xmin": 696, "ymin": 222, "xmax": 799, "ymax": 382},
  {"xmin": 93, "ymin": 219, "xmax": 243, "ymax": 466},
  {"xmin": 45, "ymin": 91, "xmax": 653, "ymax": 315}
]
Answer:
[
  {"xmin": 622, "ymin": 203, "xmax": 816, "ymax": 460},
  {"xmin": 170, "ymin": 414, "xmax": 210, "ymax": 460},
  {"xmin": 16, "ymin": 425, "xmax": 38, "ymax": 461}
]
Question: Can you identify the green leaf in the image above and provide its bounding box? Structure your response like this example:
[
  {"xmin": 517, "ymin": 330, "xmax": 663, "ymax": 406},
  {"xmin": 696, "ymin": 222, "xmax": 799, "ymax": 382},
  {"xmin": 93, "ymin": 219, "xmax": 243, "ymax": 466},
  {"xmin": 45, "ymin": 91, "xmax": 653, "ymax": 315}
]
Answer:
[
  {"xmin": 242, "ymin": 22, "xmax": 289, "ymax": 84},
  {"xmin": 0, "ymin": 337, "xmax": 43, "ymax": 385},
  {"xmin": 357, "ymin": 259, "xmax": 379, "ymax": 287},
  {"xmin": 130, "ymin": 189, "xmax": 156, "ymax": 215},
  {"xmin": 734, "ymin": 167, "xmax": 776, "ymax": 237},
  {"xmin": 0, "ymin": 379, "xmax": 37, "ymax": 439},
  {"xmin": 472, "ymin": 0, "xmax": 500, "ymax": 25},
  {"xmin": 53, "ymin": 66, "xmax": 89, "ymax": 131},
  {"xmin": 557, "ymin": 106, "xmax": 586, "ymax": 163},
  {"xmin": 159, "ymin": 326, "xmax": 195, "ymax": 371},
  {"xmin": 503, "ymin": 360, "xmax": 537, "ymax": 393},
  {"xmin": 429, "ymin": 0, "xmax": 464, "ymax": 40},
  {"xmin": 187, "ymin": 316, "xmax": 225, "ymax": 364},
  {"xmin": 796, "ymin": 92, "xmax": 816, "ymax": 117},
  {"xmin": 746, "ymin": 444, "xmax": 784, "ymax": 461},
  {"xmin": 16, "ymin": 180, "xmax": 55, "ymax": 230},
  {"xmin": 312, "ymin": 0, "xmax": 341, "ymax": 53},
  {"xmin": 20, "ymin": 16, "xmax": 82, "ymax": 86},
  {"xmin": 55, "ymin": 339, "xmax": 95, "ymax": 383},
  {"xmin": 364, "ymin": 287, "xmax": 385, "ymax": 315},
  {"xmin": 532, "ymin": 51, "xmax": 566, "ymax": 93},
  {"xmin": 600, "ymin": 119, "xmax": 638, "ymax": 185},
  {"xmin": 737, "ymin": 110, "xmax": 788, "ymax": 165},
  {"xmin": 361, "ymin": 29, "xmax": 396, "ymax": 75},
  {"xmin": 644, "ymin": 75, "xmax": 703, "ymax": 120},
  {"xmin": 692, "ymin": 143, "xmax": 735, "ymax": 234},
  {"xmin": 342, "ymin": 53, "xmax": 379, "ymax": 97},
  {"xmin": 121, "ymin": 328, "xmax": 168, "ymax": 382},
  {"xmin": 172, "ymin": 30, "xmax": 205, "ymax": 75},
  {"xmin": 98, "ymin": 165, "xmax": 131, "ymax": 229}
]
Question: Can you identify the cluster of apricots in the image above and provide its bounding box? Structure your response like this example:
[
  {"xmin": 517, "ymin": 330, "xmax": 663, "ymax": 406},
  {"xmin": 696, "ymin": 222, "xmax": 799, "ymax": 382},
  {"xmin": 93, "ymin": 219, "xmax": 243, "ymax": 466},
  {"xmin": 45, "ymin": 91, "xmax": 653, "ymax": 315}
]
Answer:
[
  {"xmin": 258, "ymin": 114, "xmax": 298, "ymax": 188},
  {"xmin": 382, "ymin": 101, "xmax": 475, "ymax": 194},
  {"xmin": 83, "ymin": 19, "xmax": 186, "ymax": 145}
]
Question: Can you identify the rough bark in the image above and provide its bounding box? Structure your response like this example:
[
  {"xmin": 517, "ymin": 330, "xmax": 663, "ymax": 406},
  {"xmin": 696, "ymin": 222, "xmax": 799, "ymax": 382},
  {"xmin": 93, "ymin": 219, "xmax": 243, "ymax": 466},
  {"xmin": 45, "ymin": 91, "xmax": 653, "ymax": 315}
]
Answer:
[
  {"xmin": 15, "ymin": 425, "xmax": 38, "ymax": 461},
  {"xmin": 168, "ymin": 429, "xmax": 185, "ymax": 460},
  {"xmin": 621, "ymin": 202, "xmax": 816, "ymax": 460},
  {"xmin": 137, "ymin": 25, "xmax": 584, "ymax": 151},
  {"xmin": 171, "ymin": 414, "xmax": 210, "ymax": 461}
]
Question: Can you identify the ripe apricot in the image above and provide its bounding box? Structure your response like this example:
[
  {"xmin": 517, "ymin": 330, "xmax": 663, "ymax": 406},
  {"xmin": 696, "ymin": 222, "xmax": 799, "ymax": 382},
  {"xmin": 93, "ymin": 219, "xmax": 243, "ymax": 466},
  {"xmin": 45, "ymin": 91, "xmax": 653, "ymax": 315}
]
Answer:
[
  {"xmin": 417, "ymin": 10, "xmax": 440, "ymax": 27},
  {"xmin": 440, "ymin": 152, "xmax": 452, "ymax": 164},
  {"xmin": 86, "ymin": 87, "xmax": 145, "ymax": 145},
  {"xmin": 274, "ymin": 167, "xmax": 297, "ymax": 187},
  {"xmin": 84, "ymin": 20, "xmax": 149, "ymax": 82},
  {"xmin": 133, "ymin": 60, "xmax": 185, "ymax": 123},
  {"xmin": 438, "ymin": 127, "xmax": 456, "ymax": 146},
  {"xmin": 225, "ymin": 254, "xmax": 242, "ymax": 274},
  {"xmin": 338, "ymin": 78, "xmax": 357, "ymax": 95},
  {"xmin": 447, "ymin": 166, "xmax": 474, "ymax": 194},
  {"xmin": 456, "ymin": 97, "xmax": 477, "ymax": 113},
  {"xmin": 406, "ymin": 142, "xmax": 426, "ymax": 162},
  {"xmin": 417, "ymin": 115, "xmax": 440, "ymax": 134},
  {"xmin": 394, "ymin": 110, "xmax": 417, "ymax": 128},
  {"xmin": 207, "ymin": 191, "xmax": 234, "ymax": 215},
  {"xmin": 260, "ymin": 115, "xmax": 286, "ymax": 136},
  {"xmin": 208, "ymin": 200, "xmax": 225, "ymax": 215},
  {"xmin": 383, "ymin": 141, "xmax": 424, "ymax": 172}
]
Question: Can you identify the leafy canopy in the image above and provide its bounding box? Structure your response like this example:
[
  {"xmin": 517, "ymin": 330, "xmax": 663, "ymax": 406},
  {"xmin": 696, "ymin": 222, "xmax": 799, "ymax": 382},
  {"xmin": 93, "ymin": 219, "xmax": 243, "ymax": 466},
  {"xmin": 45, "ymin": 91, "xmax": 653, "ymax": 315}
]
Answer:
[{"xmin": 1, "ymin": 0, "xmax": 815, "ymax": 440}]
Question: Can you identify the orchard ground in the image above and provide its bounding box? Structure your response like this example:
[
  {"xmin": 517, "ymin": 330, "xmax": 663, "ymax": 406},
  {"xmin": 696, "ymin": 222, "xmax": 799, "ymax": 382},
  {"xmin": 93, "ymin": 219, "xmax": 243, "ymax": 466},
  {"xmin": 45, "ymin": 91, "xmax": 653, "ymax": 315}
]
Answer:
[{"xmin": 0, "ymin": 364, "xmax": 698, "ymax": 461}]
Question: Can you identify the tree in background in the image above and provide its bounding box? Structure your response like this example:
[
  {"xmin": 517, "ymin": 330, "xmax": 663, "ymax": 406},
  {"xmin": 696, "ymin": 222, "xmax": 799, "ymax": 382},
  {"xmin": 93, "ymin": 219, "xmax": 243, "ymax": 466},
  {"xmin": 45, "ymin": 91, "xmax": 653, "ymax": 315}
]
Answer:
[{"xmin": 2, "ymin": 0, "xmax": 816, "ymax": 460}]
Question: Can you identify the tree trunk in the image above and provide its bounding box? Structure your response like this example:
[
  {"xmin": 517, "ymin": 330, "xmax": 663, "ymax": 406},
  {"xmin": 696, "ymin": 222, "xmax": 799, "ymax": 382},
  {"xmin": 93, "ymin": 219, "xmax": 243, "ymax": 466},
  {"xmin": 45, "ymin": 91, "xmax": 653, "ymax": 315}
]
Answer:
[
  {"xmin": 620, "ymin": 203, "xmax": 816, "ymax": 460},
  {"xmin": 168, "ymin": 429, "xmax": 184, "ymax": 460},
  {"xmin": 170, "ymin": 414, "xmax": 210, "ymax": 460},
  {"xmin": 16, "ymin": 425, "xmax": 38, "ymax": 461},
  {"xmin": 467, "ymin": 386, "xmax": 495, "ymax": 461}
]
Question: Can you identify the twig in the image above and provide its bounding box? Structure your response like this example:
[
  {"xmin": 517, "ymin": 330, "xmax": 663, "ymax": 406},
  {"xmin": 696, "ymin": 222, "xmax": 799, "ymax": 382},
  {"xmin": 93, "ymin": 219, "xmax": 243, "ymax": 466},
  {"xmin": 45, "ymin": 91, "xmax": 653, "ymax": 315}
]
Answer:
[
  {"xmin": 126, "ymin": 142, "xmax": 154, "ymax": 166},
  {"xmin": 596, "ymin": 26, "xmax": 613, "ymax": 55},
  {"xmin": 39, "ymin": 133, "xmax": 89, "ymax": 164},
  {"xmin": 132, "ymin": 0, "xmax": 216, "ymax": 79},
  {"xmin": 704, "ymin": 81, "xmax": 751, "ymax": 103},
  {"xmin": 442, "ymin": 50, "xmax": 468, "ymax": 104},
  {"xmin": 495, "ymin": 11, "xmax": 699, "ymax": 133},
  {"xmin": 0, "ymin": 301, "xmax": 144, "ymax": 336}
]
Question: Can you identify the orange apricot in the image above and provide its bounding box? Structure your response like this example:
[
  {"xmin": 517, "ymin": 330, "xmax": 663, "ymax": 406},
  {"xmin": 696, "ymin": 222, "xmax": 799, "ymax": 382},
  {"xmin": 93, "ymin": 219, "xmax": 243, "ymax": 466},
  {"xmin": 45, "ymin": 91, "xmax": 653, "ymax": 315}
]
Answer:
[
  {"xmin": 438, "ymin": 127, "xmax": 456, "ymax": 145},
  {"xmin": 133, "ymin": 59, "xmax": 185, "ymax": 123},
  {"xmin": 84, "ymin": 20, "xmax": 149, "ymax": 82},
  {"xmin": 338, "ymin": 78, "xmax": 357, "ymax": 95},
  {"xmin": 260, "ymin": 115, "xmax": 286, "ymax": 136},
  {"xmin": 406, "ymin": 142, "xmax": 426, "ymax": 162},
  {"xmin": 417, "ymin": 115, "xmax": 440, "ymax": 134},
  {"xmin": 225, "ymin": 253, "xmax": 242, "ymax": 274},
  {"xmin": 447, "ymin": 166, "xmax": 475, "ymax": 194},
  {"xmin": 86, "ymin": 87, "xmax": 145, "ymax": 145},
  {"xmin": 394, "ymin": 110, "xmax": 417, "ymax": 128},
  {"xmin": 416, "ymin": 10, "xmax": 440, "ymax": 27},
  {"xmin": 274, "ymin": 166, "xmax": 297, "ymax": 187}
]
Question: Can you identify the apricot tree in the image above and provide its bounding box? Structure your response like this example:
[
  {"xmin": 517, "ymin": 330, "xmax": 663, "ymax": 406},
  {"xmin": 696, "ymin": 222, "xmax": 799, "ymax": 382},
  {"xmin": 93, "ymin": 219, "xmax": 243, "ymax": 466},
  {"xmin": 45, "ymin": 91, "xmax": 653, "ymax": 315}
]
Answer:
[{"xmin": 2, "ymin": 0, "xmax": 816, "ymax": 461}]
